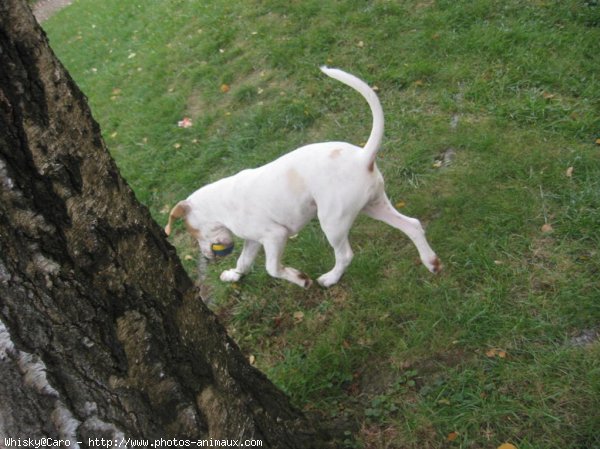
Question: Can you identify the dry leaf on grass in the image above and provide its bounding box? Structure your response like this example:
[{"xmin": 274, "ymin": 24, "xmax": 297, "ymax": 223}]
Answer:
[
  {"xmin": 486, "ymin": 348, "xmax": 507, "ymax": 358},
  {"xmin": 293, "ymin": 311, "xmax": 304, "ymax": 324},
  {"xmin": 497, "ymin": 444, "xmax": 517, "ymax": 449},
  {"xmin": 541, "ymin": 223, "xmax": 553, "ymax": 233},
  {"xmin": 447, "ymin": 431, "xmax": 459, "ymax": 441}
]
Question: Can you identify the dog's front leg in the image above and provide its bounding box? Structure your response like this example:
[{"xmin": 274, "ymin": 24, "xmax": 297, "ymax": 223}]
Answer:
[
  {"xmin": 262, "ymin": 231, "xmax": 312, "ymax": 288},
  {"xmin": 220, "ymin": 239, "xmax": 261, "ymax": 283}
]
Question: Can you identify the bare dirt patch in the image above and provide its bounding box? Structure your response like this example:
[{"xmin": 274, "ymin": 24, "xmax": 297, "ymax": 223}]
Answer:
[{"xmin": 32, "ymin": 0, "xmax": 72, "ymax": 23}]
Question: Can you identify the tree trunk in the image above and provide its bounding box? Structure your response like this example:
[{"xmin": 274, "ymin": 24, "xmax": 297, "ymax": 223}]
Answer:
[{"xmin": 0, "ymin": 1, "xmax": 332, "ymax": 447}]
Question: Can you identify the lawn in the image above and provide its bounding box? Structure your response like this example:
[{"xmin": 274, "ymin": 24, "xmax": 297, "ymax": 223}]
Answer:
[{"xmin": 44, "ymin": 0, "xmax": 599, "ymax": 447}]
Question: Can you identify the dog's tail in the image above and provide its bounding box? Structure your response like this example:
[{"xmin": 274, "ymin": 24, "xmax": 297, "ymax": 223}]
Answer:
[{"xmin": 320, "ymin": 66, "xmax": 384, "ymax": 170}]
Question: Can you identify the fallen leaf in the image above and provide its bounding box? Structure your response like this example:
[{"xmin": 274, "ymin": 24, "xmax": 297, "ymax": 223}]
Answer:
[
  {"xmin": 173, "ymin": 143, "xmax": 182, "ymax": 149},
  {"xmin": 497, "ymin": 444, "xmax": 517, "ymax": 449},
  {"xmin": 128, "ymin": 52, "xmax": 136, "ymax": 59},
  {"xmin": 395, "ymin": 200, "xmax": 406, "ymax": 209},
  {"xmin": 447, "ymin": 431, "xmax": 459, "ymax": 442},
  {"xmin": 414, "ymin": 79, "xmax": 425, "ymax": 87},
  {"xmin": 220, "ymin": 83, "xmax": 230, "ymax": 93},
  {"xmin": 184, "ymin": 255, "xmax": 193, "ymax": 261},
  {"xmin": 542, "ymin": 91, "xmax": 555, "ymax": 99},
  {"xmin": 433, "ymin": 160, "xmax": 443, "ymax": 168},
  {"xmin": 357, "ymin": 40, "xmax": 364, "ymax": 48},
  {"xmin": 596, "ymin": 138, "xmax": 600, "ymax": 145},
  {"xmin": 486, "ymin": 348, "xmax": 508, "ymax": 358},
  {"xmin": 178, "ymin": 117, "xmax": 193, "ymax": 128},
  {"xmin": 293, "ymin": 311, "xmax": 304, "ymax": 323},
  {"xmin": 248, "ymin": 354, "xmax": 256, "ymax": 365},
  {"xmin": 541, "ymin": 223, "xmax": 553, "ymax": 233},
  {"xmin": 566, "ymin": 166, "xmax": 574, "ymax": 178}
]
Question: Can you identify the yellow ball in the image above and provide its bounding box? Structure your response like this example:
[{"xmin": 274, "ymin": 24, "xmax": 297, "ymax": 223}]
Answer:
[{"xmin": 211, "ymin": 242, "xmax": 234, "ymax": 256}]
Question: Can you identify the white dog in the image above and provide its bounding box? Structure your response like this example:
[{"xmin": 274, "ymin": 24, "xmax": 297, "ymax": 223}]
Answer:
[{"xmin": 166, "ymin": 67, "xmax": 441, "ymax": 288}]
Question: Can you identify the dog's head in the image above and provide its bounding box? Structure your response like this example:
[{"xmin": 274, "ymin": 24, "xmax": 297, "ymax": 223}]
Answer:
[{"xmin": 165, "ymin": 200, "xmax": 233, "ymax": 260}]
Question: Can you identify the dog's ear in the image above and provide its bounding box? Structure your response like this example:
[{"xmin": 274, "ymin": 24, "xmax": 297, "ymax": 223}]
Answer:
[{"xmin": 165, "ymin": 201, "xmax": 190, "ymax": 236}]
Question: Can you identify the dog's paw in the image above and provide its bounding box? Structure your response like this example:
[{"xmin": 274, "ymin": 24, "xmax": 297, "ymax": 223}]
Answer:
[
  {"xmin": 425, "ymin": 256, "xmax": 443, "ymax": 274},
  {"xmin": 317, "ymin": 272, "xmax": 340, "ymax": 288},
  {"xmin": 297, "ymin": 272, "xmax": 313, "ymax": 289},
  {"xmin": 220, "ymin": 269, "xmax": 242, "ymax": 283}
]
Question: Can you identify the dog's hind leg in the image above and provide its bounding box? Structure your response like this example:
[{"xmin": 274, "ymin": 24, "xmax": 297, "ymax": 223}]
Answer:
[
  {"xmin": 363, "ymin": 194, "xmax": 442, "ymax": 274},
  {"xmin": 220, "ymin": 239, "xmax": 261, "ymax": 283},
  {"xmin": 317, "ymin": 215, "xmax": 355, "ymax": 287},
  {"xmin": 262, "ymin": 231, "xmax": 312, "ymax": 288}
]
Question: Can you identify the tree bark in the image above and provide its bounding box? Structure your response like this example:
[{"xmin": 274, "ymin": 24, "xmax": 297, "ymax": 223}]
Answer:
[{"xmin": 0, "ymin": 1, "xmax": 332, "ymax": 447}]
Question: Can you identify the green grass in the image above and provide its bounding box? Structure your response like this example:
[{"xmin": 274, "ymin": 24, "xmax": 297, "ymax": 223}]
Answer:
[{"xmin": 45, "ymin": 0, "xmax": 600, "ymax": 447}]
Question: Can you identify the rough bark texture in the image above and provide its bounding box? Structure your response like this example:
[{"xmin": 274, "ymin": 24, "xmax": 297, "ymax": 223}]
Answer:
[{"xmin": 0, "ymin": 1, "xmax": 332, "ymax": 447}]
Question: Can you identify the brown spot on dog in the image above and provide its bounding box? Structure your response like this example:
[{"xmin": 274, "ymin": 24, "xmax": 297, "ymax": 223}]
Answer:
[
  {"xmin": 165, "ymin": 201, "xmax": 202, "ymax": 241},
  {"xmin": 286, "ymin": 168, "xmax": 306, "ymax": 195},
  {"xmin": 368, "ymin": 160, "xmax": 375, "ymax": 172},
  {"xmin": 432, "ymin": 257, "xmax": 443, "ymax": 274},
  {"xmin": 329, "ymin": 148, "xmax": 342, "ymax": 159},
  {"xmin": 165, "ymin": 201, "xmax": 190, "ymax": 236}
]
